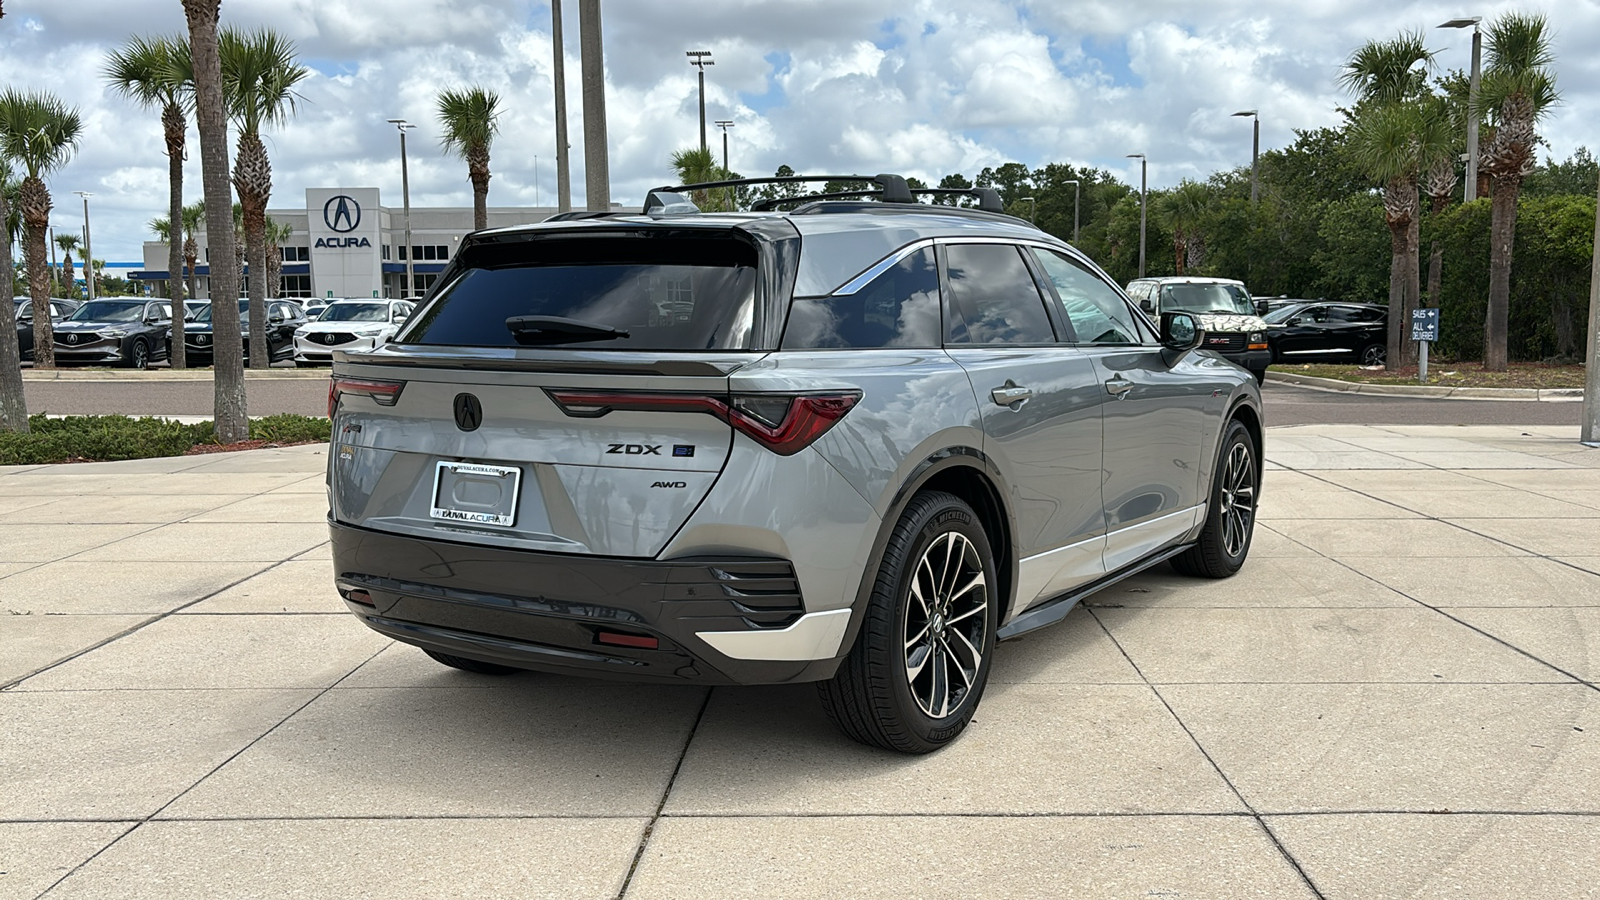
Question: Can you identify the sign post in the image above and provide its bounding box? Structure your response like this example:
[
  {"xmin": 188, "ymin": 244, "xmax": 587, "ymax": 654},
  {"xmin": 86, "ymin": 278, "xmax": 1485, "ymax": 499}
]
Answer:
[{"xmin": 1411, "ymin": 308, "xmax": 1440, "ymax": 384}]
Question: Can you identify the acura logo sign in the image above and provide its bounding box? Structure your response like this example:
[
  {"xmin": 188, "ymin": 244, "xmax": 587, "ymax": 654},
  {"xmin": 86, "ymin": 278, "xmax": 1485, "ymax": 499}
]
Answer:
[
  {"xmin": 453, "ymin": 393, "xmax": 483, "ymax": 432},
  {"xmin": 323, "ymin": 195, "xmax": 361, "ymax": 233},
  {"xmin": 66, "ymin": 334, "xmax": 79, "ymax": 343}
]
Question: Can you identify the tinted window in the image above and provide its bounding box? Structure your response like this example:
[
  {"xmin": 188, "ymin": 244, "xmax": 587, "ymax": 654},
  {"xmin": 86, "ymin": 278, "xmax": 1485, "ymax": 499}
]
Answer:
[
  {"xmin": 1262, "ymin": 305, "xmax": 1307, "ymax": 324},
  {"xmin": 1334, "ymin": 306, "xmax": 1384, "ymax": 323},
  {"xmin": 1031, "ymin": 249, "xmax": 1142, "ymax": 344},
  {"xmin": 782, "ymin": 247, "xmax": 941, "ymax": 349},
  {"xmin": 401, "ymin": 236, "xmax": 758, "ymax": 351},
  {"xmin": 943, "ymin": 244, "xmax": 1056, "ymax": 344}
]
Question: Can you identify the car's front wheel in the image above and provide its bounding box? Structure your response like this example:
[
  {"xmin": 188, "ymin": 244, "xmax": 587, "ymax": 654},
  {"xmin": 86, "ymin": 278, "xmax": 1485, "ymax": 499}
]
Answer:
[
  {"xmin": 1360, "ymin": 343, "xmax": 1386, "ymax": 366},
  {"xmin": 818, "ymin": 491, "xmax": 997, "ymax": 754},
  {"xmin": 1173, "ymin": 419, "xmax": 1258, "ymax": 578},
  {"xmin": 126, "ymin": 339, "xmax": 149, "ymax": 370}
]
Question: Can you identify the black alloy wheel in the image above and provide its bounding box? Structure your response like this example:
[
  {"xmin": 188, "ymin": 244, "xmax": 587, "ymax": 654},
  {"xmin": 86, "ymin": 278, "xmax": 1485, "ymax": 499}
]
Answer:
[
  {"xmin": 818, "ymin": 490, "xmax": 997, "ymax": 753},
  {"xmin": 1173, "ymin": 419, "xmax": 1258, "ymax": 578},
  {"xmin": 1360, "ymin": 343, "xmax": 1386, "ymax": 366},
  {"xmin": 127, "ymin": 339, "xmax": 149, "ymax": 370}
]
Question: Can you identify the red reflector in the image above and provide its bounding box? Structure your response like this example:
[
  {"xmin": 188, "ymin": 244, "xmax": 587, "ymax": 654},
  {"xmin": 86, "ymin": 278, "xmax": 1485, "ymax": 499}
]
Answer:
[
  {"xmin": 345, "ymin": 589, "xmax": 375, "ymax": 607},
  {"xmin": 597, "ymin": 631, "xmax": 659, "ymax": 650}
]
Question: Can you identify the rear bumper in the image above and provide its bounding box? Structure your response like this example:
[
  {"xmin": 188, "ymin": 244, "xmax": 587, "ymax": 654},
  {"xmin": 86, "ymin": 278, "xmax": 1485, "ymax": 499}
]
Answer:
[{"xmin": 328, "ymin": 518, "xmax": 850, "ymax": 685}]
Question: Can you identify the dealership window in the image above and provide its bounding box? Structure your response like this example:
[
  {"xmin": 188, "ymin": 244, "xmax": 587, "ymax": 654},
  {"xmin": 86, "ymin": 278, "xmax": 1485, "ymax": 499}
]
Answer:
[
  {"xmin": 278, "ymin": 246, "xmax": 308, "ymax": 262},
  {"xmin": 280, "ymin": 274, "xmax": 312, "ymax": 297},
  {"xmin": 412, "ymin": 273, "xmax": 439, "ymax": 293},
  {"xmin": 382, "ymin": 245, "xmax": 391, "ymax": 261}
]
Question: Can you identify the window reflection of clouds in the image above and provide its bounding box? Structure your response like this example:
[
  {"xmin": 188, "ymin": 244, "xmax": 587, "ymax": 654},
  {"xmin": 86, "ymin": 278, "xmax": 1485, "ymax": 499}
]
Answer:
[
  {"xmin": 1031, "ymin": 250, "xmax": 1138, "ymax": 345},
  {"xmin": 944, "ymin": 245, "xmax": 1054, "ymax": 344},
  {"xmin": 782, "ymin": 249, "xmax": 941, "ymax": 350}
]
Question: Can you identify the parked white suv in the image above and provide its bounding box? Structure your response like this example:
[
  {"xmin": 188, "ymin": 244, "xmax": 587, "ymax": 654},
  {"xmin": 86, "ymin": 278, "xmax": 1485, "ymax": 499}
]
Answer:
[{"xmin": 293, "ymin": 299, "xmax": 414, "ymax": 366}]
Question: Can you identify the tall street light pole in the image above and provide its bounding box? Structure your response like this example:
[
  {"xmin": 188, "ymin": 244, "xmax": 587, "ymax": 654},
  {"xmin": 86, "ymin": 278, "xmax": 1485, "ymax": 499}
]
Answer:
[
  {"xmin": 1440, "ymin": 17, "xmax": 1483, "ymax": 201},
  {"xmin": 387, "ymin": 118, "xmax": 416, "ymax": 299},
  {"xmin": 1582, "ymin": 173, "xmax": 1600, "ymax": 445},
  {"xmin": 1064, "ymin": 179, "xmax": 1080, "ymax": 244},
  {"xmin": 714, "ymin": 119, "xmax": 734, "ymax": 210},
  {"xmin": 74, "ymin": 191, "xmax": 94, "ymax": 301},
  {"xmin": 1020, "ymin": 196, "xmax": 1036, "ymax": 222},
  {"xmin": 1232, "ymin": 110, "xmax": 1260, "ymax": 204},
  {"xmin": 579, "ymin": 0, "xmax": 611, "ymax": 212},
  {"xmin": 551, "ymin": 0, "xmax": 572, "ymax": 213},
  {"xmin": 1127, "ymin": 154, "xmax": 1147, "ymax": 278},
  {"xmin": 687, "ymin": 50, "xmax": 714, "ymax": 153}
]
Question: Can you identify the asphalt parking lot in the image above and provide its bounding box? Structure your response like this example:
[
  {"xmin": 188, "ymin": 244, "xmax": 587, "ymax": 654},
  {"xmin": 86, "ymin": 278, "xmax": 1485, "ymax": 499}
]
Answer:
[{"xmin": 3, "ymin": 424, "xmax": 1599, "ymax": 898}]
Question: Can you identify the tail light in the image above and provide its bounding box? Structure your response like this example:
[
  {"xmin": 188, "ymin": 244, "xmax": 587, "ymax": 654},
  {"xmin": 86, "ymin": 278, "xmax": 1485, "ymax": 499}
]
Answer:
[
  {"xmin": 329, "ymin": 376, "xmax": 405, "ymax": 417},
  {"xmin": 546, "ymin": 389, "xmax": 861, "ymax": 456}
]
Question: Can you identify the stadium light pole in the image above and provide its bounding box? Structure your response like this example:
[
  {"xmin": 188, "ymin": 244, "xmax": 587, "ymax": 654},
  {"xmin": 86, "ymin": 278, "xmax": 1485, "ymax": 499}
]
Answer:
[
  {"xmin": 1232, "ymin": 110, "xmax": 1259, "ymax": 204},
  {"xmin": 74, "ymin": 191, "xmax": 94, "ymax": 301},
  {"xmin": 687, "ymin": 50, "xmax": 714, "ymax": 152},
  {"xmin": 386, "ymin": 119, "xmax": 416, "ymax": 298},
  {"xmin": 1064, "ymin": 179, "xmax": 1080, "ymax": 244},
  {"xmin": 1439, "ymin": 17, "xmax": 1483, "ymax": 201},
  {"xmin": 1127, "ymin": 153, "xmax": 1147, "ymax": 278}
]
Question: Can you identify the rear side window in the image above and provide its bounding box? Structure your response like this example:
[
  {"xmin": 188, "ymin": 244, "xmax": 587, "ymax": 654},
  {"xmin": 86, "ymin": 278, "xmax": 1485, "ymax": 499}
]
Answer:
[
  {"xmin": 782, "ymin": 247, "xmax": 940, "ymax": 349},
  {"xmin": 942, "ymin": 244, "xmax": 1057, "ymax": 345},
  {"xmin": 399, "ymin": 235, "xmax": 758, "ymax": 351}
]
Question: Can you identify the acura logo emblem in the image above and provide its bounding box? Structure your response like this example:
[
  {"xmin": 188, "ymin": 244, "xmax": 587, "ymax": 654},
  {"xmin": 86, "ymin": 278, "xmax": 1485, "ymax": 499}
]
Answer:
[
  {"xmin": 453, "ymin": 393, "xmax": 482, "ymax": 432},
  {"xmin": 323, "ymin": 194, "xmax": 362, "ymax": 234},
  {"xmin": 323, "ymin": 333, "xmax": 337, "ymax": 344},
  {"xmin": 66, "ymin": 334, "xmax": 78, "ymax": 343}
]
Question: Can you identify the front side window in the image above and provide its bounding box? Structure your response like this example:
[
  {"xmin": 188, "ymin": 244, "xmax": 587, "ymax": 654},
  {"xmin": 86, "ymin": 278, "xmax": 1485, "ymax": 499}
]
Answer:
[
  {"xmin": 1030, "ymin": 249, "xmax": 1142, "ymax": 345},
  {"xmin": 783, "ymin": 247, "xmax": 941, "ymax": 349},
  {"xmin": 943, "ymin": 244, "xmax": 1057, "ymax": 345}
]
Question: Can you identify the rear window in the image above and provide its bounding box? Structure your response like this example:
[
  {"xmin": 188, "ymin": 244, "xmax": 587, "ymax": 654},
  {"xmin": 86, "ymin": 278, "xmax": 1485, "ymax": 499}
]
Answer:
[{"xmin": 398, "ymin": 235, "xmax": 758, "ymax": 351}]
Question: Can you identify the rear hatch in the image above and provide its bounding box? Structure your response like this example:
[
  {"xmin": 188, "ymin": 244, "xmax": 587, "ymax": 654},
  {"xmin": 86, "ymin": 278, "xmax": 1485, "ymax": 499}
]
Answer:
[{"xmin": 329, "ymin": 227, "xmax": 768, "ymax": 559}]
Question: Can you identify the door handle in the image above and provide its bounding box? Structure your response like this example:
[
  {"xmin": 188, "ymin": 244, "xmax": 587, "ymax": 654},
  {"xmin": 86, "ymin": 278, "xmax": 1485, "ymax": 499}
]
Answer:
[
  {"xmin": 990, "ymin": 382, "xmax": 1033, "ymax": 407},
  {"xmin": 1105, "ymin": 376, "xmax": 1134, "ymax": 397}
]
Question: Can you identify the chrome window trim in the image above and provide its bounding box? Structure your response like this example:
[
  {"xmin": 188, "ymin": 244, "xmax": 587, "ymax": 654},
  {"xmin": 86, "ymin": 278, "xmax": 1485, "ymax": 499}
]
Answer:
[{"xmin": 829, "ymin": 238, "xmax": 939, "ymax": 296}]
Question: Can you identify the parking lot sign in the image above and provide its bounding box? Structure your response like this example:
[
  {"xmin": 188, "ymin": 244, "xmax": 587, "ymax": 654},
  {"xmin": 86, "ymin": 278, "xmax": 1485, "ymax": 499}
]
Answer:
[{"xmin": 1411, "ymin": 308, "xmax": 1440, "ymax": 342}]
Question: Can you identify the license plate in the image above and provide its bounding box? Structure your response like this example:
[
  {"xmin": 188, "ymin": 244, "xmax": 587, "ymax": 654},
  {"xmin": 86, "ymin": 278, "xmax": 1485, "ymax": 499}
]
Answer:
[{"xmin": 429, "ymin": 461, "xmax": 522, "ymax": 528}]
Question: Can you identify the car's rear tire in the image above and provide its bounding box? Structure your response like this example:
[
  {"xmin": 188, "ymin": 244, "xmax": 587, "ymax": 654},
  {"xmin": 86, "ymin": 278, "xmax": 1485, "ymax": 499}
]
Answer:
[
  {"xmin": 1173, "ymin": 419, "xmax": 1258, "ymax": 578},
  {"xmin": 817, "ymin": 490, "xmax": 997, "ymax": 754},
  {"xmin": 422, "ymin": 648, "xmax": 522, "ymax": 675}
]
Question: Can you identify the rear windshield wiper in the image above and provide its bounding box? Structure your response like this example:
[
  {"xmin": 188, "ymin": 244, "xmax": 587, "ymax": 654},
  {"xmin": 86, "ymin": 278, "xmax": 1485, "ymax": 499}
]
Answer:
[{"xmin": 505, "ymin": 315, "xmax": 630, "ymax": 344}]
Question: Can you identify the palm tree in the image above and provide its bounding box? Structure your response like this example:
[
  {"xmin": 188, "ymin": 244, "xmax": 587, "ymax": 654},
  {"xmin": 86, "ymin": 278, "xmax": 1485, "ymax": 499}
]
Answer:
[
  {"xmin": 0, "ymin": 89, "xmax": 83, "ymax": 370},
  {"xmin": 0, "ymin": 158, "xmax": 26, "ymax": 433},
  {"xmin": 221, "ymin": 27, "xmax": 307, "ymax": 369},
  {"xmin": 669, "ymin": 146, "xmax": 727, "ymax": 210},
  {"xmin": 1477, "ymin": 12, "xmax": 1559, "ymax": 371},
  {"xmin": 106, "ymin": 33, "xmax": 193, "ymax": 366},
  {"xmin": 1160, "ymin": 180, "xmax": 1212, "ymax": 274},
  {"xmin": 265, "ymin": 216, "xmax": 292, "ymax": 299},
  {"xmin": 1419, "ymin": 95, "xmax": 1459, "ymax": 312},
  {"xmin": 1342, "ymin": 33, "xmax": 1433, "ymax": 367},
  {"xmin": 54, "ymin": 233, "xmax": 79, "ymax": 298},
  {"xmin": 436, "ymin": 87, "xmax": 501, "ymax": 230},
  {"xmin": 183, "ymin": 0, "xmax": 246, "ymax": 442},
  {"xmin": 180, "ymin": 200, "xmax": 204, "ymax": 305}
]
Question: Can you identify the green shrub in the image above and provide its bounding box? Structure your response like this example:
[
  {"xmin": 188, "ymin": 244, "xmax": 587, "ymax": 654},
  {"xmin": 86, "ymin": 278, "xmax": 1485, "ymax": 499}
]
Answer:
[
  {"xmin": 249, "ymin": 414, "xmax": 331, "ymax": 443},
  {"xmin": 0, "ymin": 414, "xmax": 330, "ymax": 465}
]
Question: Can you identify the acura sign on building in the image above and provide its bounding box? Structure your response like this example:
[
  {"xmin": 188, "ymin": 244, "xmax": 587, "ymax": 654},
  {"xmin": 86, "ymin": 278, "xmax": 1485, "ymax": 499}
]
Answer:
[{"xmin": 306, "ymin": 187, "xmax": 382, "ymax": 299}]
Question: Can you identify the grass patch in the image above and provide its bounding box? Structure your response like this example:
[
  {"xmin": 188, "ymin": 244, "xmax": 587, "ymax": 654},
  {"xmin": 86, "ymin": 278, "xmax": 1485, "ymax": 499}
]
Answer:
[
  {"xmin": 1277, "ymin": 362, "xmax": 1588, "ymax": 390},
  {"xmin": 0, "ymin": 414, "xmax": 330, "ymax": 465}
]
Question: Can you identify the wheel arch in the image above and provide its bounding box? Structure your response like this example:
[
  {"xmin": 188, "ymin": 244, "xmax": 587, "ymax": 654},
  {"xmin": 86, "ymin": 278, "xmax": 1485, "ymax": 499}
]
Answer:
[{"xmin": 833, "ymin": 447, "xmax": 1018, "ymax": 662}]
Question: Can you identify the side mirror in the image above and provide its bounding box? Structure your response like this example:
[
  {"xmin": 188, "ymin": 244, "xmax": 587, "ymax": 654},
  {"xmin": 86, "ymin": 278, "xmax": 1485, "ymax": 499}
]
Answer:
[
  {"xmin": 1286, "ymin": 316, "xmax": 1302, "ymax": 326},
  {"xmin": 1139, "ymin": 299, "xmax": 1155, "ymax": 314},
  {"xmin": 1160, "ymin": 311, "xmax": 1203, "ymax": 366},
  {"xmin": 270, "ymin": 315, "xmax": 284, "ymax": 324},
  {"xmin": 1254, "ymin": 300, "xmax": 1269, "ymax": 316}
]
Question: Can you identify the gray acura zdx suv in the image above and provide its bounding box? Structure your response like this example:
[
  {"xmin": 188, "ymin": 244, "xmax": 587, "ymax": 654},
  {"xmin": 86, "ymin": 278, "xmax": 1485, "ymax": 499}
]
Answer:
[{"xmin": 326, "ymin": 174, "xmax": 1263, "ymax": 753}]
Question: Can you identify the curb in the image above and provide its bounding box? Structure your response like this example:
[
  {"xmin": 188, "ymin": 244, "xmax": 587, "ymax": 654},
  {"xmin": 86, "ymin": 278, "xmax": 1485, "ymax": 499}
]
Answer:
[
  {"xmin": 21, "ymin": 368, "xmax": 329, "ymax": 383},
  {"xmin": 1266, "ymin": 371, "xmax": 1584, "ymax": 402}
]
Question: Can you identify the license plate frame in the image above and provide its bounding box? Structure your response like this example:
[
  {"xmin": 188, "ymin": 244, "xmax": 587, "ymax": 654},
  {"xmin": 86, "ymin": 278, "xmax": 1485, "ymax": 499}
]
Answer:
[{"xmin": 429, "ymin": 461, "xmax": 522, "ymax": 528}]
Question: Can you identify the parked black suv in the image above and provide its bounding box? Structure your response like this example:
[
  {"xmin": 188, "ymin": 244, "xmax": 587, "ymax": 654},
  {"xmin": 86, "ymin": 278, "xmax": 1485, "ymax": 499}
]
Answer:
[
  {"xmin": 184, "ymin": 298, "xmax": 308, "ymax": 365},
  {"xmin": 1263, "ymin": 302, "xmax": 1388, "ymax": 366},
  {"xmin": 52, "ymin": 299, "xmax": 173, "ymax": 368}
]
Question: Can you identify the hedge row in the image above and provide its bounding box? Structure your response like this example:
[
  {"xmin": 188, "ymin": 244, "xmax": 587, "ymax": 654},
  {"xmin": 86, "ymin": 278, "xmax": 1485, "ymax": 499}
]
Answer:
[{"xmin": 0, "ymin": 414, "xmax": 331, "ymax": 465}]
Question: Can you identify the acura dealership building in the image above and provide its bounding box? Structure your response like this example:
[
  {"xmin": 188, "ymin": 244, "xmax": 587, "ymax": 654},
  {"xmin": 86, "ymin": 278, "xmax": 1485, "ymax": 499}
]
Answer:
[{"xmin": 135, "ymin": 187, "xmax": 591, "ymax": 300}]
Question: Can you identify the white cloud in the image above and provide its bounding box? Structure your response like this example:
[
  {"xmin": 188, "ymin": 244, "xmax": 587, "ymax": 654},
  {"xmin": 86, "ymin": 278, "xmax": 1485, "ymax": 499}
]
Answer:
[{"xmin": 1, "ymin": 0, "xmax": 1596, "ymax": 262}]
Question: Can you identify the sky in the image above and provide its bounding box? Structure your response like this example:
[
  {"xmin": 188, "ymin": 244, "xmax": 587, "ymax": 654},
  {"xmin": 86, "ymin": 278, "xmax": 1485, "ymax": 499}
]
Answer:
[{"xmin": 2, "ymin": 0, "xmax": 1597, "ymax": 263}]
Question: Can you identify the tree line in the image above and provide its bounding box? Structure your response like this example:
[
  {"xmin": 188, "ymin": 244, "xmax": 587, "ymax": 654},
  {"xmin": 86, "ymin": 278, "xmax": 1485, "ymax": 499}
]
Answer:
[{"xmin": 0, "ymin": 4, "xmax": 504, "ymax": 438}]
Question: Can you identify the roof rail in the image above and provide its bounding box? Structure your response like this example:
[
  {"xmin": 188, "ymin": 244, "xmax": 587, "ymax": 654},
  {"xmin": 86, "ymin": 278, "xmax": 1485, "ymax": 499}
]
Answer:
[
  {"xmin": 646, "ymin": 173, "xmax": 916, "ymax": 214},
  {"xmin": 910, "ymin": 187, "xmax": 1006, "ymax": 213}
]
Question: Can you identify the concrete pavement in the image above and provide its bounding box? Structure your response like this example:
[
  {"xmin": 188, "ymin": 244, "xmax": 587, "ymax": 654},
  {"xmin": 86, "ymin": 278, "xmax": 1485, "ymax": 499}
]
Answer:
[{"xmin": 2, "ymin": 425, "xmax": 1599, "ymax": 898}]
